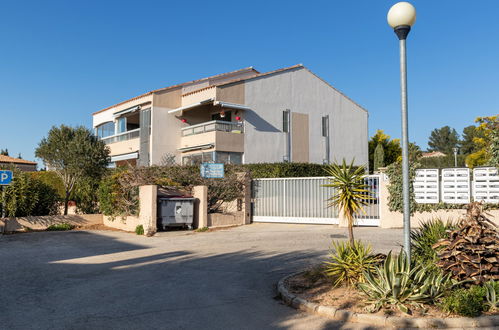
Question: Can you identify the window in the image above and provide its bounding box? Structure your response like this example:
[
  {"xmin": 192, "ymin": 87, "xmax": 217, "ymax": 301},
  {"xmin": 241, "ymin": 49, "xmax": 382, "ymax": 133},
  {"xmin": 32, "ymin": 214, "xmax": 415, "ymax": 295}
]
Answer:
[
  {"xmin": 215, "ymin": 152, "xmax": 242, "ymax": 164},
  {"xmin": 182, "ymin": 151, "xmax": 242, "ymax": 165},
  {"xmin": 96, "ymin": 122, "xmax": 115, "ymax": 138},
  {"xmin": 282, "ymin": 110, "xmax": 290, "ymax": 133},
  {"xmin": 117, "ymin": 117, "xmax": 127, "ymax": 133},
  {"xmin": 322, "ymin": 115, "xmax": 329, "ymax": 137}
]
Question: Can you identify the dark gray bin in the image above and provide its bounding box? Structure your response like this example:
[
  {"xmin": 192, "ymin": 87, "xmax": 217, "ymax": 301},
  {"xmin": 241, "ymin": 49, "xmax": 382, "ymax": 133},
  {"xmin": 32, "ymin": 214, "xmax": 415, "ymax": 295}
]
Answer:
[{"xmin": 157, "ymin": 197, "xmax": 195, "ymax": 230}]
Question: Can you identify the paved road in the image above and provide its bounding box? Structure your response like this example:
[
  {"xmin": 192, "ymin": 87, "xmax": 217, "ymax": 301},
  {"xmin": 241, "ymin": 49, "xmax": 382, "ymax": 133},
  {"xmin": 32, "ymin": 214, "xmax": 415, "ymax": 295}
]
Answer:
[{"xmin": 1, "ymin": 224, "xmax": 403, "ymax": 330}]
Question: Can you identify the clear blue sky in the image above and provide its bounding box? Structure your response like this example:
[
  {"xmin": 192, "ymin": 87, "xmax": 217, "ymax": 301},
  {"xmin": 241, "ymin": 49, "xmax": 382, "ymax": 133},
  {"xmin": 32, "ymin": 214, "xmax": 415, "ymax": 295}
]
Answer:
[{"xmin": 1, "ymin": 0, "xmax": 498, "ymax": 162}]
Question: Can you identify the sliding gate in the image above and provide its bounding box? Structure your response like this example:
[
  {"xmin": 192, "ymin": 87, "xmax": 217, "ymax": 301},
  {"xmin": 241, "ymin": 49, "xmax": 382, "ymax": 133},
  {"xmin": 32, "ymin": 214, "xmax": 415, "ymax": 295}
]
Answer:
[{"xmin": 251, "ymin": 176, "xmax": 380, "ymax": 226}]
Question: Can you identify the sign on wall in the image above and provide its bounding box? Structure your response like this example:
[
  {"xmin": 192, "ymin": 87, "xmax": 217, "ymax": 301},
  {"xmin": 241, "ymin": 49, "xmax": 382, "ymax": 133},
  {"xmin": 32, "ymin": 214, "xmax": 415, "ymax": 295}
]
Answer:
[
  {"xmin": 0, "ymin": 170, "xmax": 13, "ymax": 185},
  {"xmin": 473, "ymin": 167, "xmax": 499, "ymax": 203},
  {"xmin": 414, "ymin": 169, "xmax": 439, "ymax": 204},
  {"xmin": 441, "ymin": 168, "xmax": 470, "ymax": 204},
  {"xmin": 200, "ymin": 163, "xmax": 224, "ymax": 178}
]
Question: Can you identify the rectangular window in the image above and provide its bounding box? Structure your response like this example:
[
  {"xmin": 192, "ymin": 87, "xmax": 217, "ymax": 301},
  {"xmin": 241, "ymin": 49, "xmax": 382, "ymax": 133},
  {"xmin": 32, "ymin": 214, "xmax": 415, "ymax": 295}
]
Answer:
[
  {"xmin": 322, "ymin": 116, "xmax": 329, "ymax": 137},
  {"xmin": 282, "ymin": 110, "xmax": 290, "ymax": 133},
  {"xmin": 117, "ymin": 117, "xmax": 127, "ymax": 133}
]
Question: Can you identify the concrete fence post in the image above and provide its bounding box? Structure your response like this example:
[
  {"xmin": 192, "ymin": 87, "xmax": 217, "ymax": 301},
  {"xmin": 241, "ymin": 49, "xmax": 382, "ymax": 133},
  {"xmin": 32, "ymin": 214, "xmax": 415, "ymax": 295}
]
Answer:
[
  {"xmin": 139, "ymin": 185, "xmax": 157, "ymax": 235},
  {"xmin": 236, "ymin": 172, "xmax": 252, "ymax": 225},
  {"xmin": 193, "ymin": 186, "xmax": 208, "ymax": 229}
]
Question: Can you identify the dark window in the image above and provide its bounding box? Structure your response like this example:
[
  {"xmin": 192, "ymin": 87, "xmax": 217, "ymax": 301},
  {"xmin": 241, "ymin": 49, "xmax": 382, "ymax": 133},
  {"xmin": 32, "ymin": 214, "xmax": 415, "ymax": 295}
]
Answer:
[
  {"xmin": 211, "ymin": 111, "xmax": 232, "ymax": 122},
  {"xmin": 322, "ymin": 116, "xmax": 329, "ymax": 137}
]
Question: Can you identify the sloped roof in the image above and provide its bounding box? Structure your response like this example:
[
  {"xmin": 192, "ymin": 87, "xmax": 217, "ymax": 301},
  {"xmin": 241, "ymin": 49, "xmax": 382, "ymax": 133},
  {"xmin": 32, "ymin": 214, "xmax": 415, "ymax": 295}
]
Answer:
[{"xmin": 0, "ymin": 155, "xmax": 37, "ymax": 165}]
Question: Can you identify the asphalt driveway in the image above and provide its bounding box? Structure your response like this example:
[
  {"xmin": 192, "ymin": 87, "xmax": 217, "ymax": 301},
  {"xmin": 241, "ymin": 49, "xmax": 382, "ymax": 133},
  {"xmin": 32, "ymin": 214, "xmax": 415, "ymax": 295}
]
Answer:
[{"xmin": 1, "ymin": 224, "xmax": 403, "ymax": 330}]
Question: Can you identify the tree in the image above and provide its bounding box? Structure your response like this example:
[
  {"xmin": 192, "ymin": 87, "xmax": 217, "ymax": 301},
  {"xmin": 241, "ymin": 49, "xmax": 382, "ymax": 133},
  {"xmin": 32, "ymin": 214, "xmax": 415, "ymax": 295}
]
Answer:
[
  {"xmin": 373, "ymin": 143, "xmax": 385, "ymax": 172},
  {"xmin": 368, "ymin": 130, "xmax": 402, "ymax": 173},
  {"xmin": 427, "ymin": 126, "xmax": 459, "ymax": 154},
  {"xmin": 466, "ymin": 115, "xmax": 499, "ymax": 167},
  {"xmin": 35, "ymin": 125, "xmax": 110, "ymax": 215},
  {"xmin": 323, "ymin": 159, "xmax": 372, "ymax": 245},
  {"xmin": 460, "ymin": 125, "xmax": 484, "ymax": 155},
  {"xmin": 0, "ymin": 149, "xmax": 8, "ymax": 156},
  {"xmin": 17, "ymin": 153, "xmax": 22, "ymax": 159},
  {"xmin": 408, "ymin": 142, "xmax": 422, "ymax": 161}
]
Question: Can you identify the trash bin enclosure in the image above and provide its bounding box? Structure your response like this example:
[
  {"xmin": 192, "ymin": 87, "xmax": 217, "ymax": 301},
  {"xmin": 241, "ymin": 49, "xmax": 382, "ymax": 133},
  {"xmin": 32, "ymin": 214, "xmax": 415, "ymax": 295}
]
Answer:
[{"xmin": 157, "ymin": 197, "xmax": 195, "ymax": 229}]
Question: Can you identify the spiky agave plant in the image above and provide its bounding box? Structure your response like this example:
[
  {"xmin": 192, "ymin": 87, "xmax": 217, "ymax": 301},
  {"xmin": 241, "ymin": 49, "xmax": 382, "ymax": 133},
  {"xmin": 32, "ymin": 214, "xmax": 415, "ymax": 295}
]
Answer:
[{"xmin": 323, "ymin": 159, "xmax": 372, "ymax": 245}]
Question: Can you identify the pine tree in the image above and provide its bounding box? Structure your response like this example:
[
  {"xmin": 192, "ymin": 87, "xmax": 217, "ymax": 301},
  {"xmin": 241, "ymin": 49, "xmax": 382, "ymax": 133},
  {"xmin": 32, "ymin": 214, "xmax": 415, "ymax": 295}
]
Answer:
[{"xmin": 373, "ymin": 143, "xmax": 385, "ymax": 172}]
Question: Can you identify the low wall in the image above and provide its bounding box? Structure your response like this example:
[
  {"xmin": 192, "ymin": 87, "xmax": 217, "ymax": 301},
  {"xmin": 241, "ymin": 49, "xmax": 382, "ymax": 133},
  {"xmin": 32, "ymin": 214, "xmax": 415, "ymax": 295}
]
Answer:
[
  {"xmin": 208, "ymin": 212, "xmax": 245, "ymax": 227},
  {"xmin": 103, "ymin": 215, "xmax": 141, "ymax": 232},
  {"xmin": 1, "ymin": 214, "xmax": 103, "ymax": 232},
  {"xmin": 378, "ymin": 173, "xmax": 499, "ymax": 228}
]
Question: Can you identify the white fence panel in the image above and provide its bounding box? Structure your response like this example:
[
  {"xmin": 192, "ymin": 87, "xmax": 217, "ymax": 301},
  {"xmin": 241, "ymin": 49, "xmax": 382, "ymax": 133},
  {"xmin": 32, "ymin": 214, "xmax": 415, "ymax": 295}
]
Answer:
[
  {"xmin": 414, "ymin": 169, "xmax": 439, "ymax": 204},
  {"xmin": 473, "ymin": 167, "xmax": 499, "ymax": 203},
  {"xmin": 441, "ymin": 168, "xmax": 471, "ymax": 204}
]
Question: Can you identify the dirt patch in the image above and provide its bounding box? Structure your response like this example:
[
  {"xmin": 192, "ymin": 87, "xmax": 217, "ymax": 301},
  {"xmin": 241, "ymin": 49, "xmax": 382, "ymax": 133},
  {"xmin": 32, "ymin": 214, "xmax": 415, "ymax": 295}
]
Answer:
[
  {"xmin": 285, "ymin": 268, "xmax": 498, "ymax": 319},
  {"xmin": 74, "ymin": 223, "xmax": 126, "ymax": 232}
]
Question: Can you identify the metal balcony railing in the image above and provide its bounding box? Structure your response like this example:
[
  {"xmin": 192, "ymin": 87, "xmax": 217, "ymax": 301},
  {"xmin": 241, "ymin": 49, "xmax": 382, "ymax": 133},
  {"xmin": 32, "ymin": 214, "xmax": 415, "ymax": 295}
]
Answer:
[
  {"xmin": 101, "ymin": 128, "xmax": 140, "ymax": 144},
  {"xmin": 181, "ymin": 120, "xmax": 244, "ymax": 137}
]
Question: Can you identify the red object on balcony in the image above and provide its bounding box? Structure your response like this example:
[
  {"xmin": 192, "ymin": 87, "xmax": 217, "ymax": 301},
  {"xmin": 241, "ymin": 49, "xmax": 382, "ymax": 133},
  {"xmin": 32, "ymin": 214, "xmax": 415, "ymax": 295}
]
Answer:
[
  {"xmin": 181, "ymin": 118, "xmax": 187, "ymax": 123},
  {"xmin": 235, "ymin": 116, "xmax": 241, "ymax": 121}
]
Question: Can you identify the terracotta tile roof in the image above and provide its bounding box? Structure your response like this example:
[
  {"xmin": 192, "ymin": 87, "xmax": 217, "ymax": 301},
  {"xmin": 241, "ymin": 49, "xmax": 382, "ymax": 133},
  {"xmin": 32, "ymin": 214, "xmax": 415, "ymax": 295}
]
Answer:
[
  {"xmin": 0, "ymin": 155, "xmax": 37, "ymax": 165},
  {"xmin": 93, "ymin": 67, "xmax": 259, "ymax": 115}
]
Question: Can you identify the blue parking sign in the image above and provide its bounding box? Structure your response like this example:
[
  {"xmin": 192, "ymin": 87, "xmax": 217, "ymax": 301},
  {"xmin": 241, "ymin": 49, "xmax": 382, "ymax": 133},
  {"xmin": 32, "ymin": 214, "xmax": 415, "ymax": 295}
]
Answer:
[{"xmin": 0, "ymin": 170, "xmax": 13, "ymax": 185}]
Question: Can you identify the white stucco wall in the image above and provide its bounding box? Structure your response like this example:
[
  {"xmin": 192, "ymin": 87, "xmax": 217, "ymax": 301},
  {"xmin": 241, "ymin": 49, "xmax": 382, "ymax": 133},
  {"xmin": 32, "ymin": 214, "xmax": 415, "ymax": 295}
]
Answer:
[{"xmin": 243, "ymin": 67, "xmax": 368, "ymax": 166}]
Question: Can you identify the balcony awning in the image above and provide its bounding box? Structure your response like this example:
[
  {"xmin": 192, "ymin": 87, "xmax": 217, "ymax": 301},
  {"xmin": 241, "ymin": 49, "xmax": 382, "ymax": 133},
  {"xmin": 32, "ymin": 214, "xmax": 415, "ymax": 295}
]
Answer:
[
  {"xmin": 178, "ymin": 143, "xmax": 214, "ymax": 152},
  {"xmin": 168, "ymin": 99, "xmax": 250, "ymax": 114},
  {"xmin": 110, "ymin": 152, "xmax": 139, "ymax": 162},
  {"xmin": 113, "ymin": 105, "xmax": 140, "ymax": 118}
]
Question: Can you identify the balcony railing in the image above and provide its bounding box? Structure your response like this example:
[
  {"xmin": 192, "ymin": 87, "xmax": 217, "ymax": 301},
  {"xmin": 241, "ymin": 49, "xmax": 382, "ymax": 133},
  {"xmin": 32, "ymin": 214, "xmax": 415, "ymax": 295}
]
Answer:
[
  {"xmin": 181, "ymin": 120, "xmax": 244, "ymax": 137},
  {"xmin": 101, "ymin": 128, "xmax": 140, "ymax": 144}
]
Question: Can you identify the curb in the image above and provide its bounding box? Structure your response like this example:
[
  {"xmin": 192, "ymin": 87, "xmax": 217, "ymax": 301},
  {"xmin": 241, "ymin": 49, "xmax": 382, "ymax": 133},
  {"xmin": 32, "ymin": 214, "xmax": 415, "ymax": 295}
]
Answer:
[{"xmin": 277, "ymin": 272, "xmax": 499, "ymax": 328}]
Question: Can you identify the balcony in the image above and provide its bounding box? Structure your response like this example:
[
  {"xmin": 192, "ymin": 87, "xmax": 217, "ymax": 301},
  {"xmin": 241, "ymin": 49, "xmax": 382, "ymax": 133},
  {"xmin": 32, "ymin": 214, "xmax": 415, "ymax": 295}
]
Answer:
[
  {"xmin": 101, "ymin": 128, "xmax": 140, "ymax": 144},
  {"xmin": 179, "ymin": 120, "xmax": 244, "ymax": 153},
  {"xmin": 181, "ymin": 120, "xmax": 243, "ymax": 137}
]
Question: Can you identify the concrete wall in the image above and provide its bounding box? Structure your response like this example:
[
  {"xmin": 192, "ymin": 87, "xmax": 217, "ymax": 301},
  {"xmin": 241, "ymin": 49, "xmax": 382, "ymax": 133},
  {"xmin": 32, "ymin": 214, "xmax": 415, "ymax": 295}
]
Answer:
[
  {"xmin": 179, "ymin": 131, "xmax": 244, "ymax": 153},
  {"xmin": 243, "ymin": 67, "xmax": 368, "ymax": 166},
  {"xmin": 103, "ymin": 215, "xmax": 141, "ymax": 232},
  {"xmin": 2, "ymin": 214, "xmax": 103, "ymax": 232},
  {"xmin": 150, "ymin": 89, "xmax": 183, "ymax": 165}
]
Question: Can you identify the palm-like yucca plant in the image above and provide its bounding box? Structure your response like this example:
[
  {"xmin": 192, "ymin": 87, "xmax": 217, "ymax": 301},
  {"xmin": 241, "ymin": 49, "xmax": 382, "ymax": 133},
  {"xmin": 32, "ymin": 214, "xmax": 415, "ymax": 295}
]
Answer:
[{"xmin": 323, "ymin": 159, "xmax": 372, "ymax": 245}]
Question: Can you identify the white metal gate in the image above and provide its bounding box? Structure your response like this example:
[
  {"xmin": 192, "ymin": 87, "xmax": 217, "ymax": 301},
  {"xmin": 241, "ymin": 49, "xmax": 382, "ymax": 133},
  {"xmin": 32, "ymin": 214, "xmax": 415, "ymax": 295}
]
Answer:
[{"xmin": 251, "ymin": 176, "xmax": 380, "ymax": 226}]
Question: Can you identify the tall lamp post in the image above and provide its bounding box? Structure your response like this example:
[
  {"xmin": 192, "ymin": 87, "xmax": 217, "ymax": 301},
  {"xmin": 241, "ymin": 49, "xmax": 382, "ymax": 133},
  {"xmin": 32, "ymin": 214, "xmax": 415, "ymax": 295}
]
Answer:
[
  {"xmin": 453, "ymin": 147, "xmax": 459, "ymax": 167},
  {"xmin": 387, "ymin": 2, "xmax": 416, "ymax": 262}
]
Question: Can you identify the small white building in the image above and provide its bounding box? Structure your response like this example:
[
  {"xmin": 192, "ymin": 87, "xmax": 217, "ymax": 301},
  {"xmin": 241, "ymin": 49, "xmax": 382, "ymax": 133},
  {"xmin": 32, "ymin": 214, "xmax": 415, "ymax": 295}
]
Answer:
[{"xmin": 92, "ymin": 64, "xmax": 368, "ymax": 167}]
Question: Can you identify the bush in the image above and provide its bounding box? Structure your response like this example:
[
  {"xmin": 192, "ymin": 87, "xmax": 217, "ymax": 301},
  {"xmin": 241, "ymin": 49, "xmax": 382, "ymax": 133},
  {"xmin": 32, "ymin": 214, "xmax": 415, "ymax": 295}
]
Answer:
[
  {"xmin": 135, "ymin": 225, "xmax": 144, "ymax": 235},
  {"xmin": 237, "ymin": 163, "xmax": 329, "ymax": 178},
  {"xmin": 419, "ymin": 155, "xmax": 467, "ymax": 169},
  {"xmin": 440, "ymin": 286, "xmax": 486, "ymax": 317},
  {"xmin": 30, "ymin": 171, "xmax": 65, "ymax": 199},
  {"xmin": 324, "ymin": 240, "xmax": 382, "ymax": 287},
  {"xmin": 484, "ymin": 281, "xmax": 499, "ymax": 311},
  {"xmin": 0, "ymin": 169, "xmax": 60, "ymax": 217},
  {"xmin": 410, "ymin": 218, "xmax": 455, "ymax": 266},
  {"xmin": 46, "ymin": 223, "xmax": 75, "ymax": 231}
]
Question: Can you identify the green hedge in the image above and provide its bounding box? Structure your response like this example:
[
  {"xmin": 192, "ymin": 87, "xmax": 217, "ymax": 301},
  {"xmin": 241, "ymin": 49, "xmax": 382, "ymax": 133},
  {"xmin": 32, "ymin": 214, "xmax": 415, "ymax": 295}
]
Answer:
[
  {"xmin": 419, "ymin": 155, "xmax": 467, "ymax": 169},
  {"xmin": 231, "ymin": 162, "xmax": 330, "ymax": 178}
]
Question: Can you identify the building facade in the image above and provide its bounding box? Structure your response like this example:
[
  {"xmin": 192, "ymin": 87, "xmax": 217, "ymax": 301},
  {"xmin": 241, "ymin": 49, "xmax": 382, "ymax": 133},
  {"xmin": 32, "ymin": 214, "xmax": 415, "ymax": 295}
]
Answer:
[
  {"xmin": 0, "ymin": 155, "xmax": 37, "ymax": 171},
  {"xmin": 92, "ymin": 65, "xmax": 368, "ymax": 167}
]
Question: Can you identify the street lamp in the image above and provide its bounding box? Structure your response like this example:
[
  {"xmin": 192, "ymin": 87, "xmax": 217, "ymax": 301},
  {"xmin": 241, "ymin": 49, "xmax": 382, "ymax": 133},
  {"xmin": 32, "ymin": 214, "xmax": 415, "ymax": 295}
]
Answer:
[
  {"xmin": 387, "ymin": 2, "xmax": 416, "ymax": 262},
  {"xmin": 453, "ymin": 147, "xmax": 459, "ymax": 167}
]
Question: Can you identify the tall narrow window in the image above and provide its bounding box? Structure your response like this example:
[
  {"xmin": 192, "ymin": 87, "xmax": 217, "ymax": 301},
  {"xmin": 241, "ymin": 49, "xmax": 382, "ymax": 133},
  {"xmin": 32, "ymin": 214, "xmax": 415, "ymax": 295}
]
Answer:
[
  {"xmin": 282, "ymin": 110, "xmax": 290, "ymax": 133},
  {"xmin": 117, "ymin": 117, "xmax": 127, "ymax": 133},
  {"xmin": 322, "ymin": 115, "xmax": 330, "ymax": 164}
]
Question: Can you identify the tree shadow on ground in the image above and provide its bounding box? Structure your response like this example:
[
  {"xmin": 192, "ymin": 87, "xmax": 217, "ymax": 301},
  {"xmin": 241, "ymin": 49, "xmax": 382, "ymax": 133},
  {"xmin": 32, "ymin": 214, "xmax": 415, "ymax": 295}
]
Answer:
[{"xmin": 2, "ymin": 230, "xmax": 381, "ymax": 330}]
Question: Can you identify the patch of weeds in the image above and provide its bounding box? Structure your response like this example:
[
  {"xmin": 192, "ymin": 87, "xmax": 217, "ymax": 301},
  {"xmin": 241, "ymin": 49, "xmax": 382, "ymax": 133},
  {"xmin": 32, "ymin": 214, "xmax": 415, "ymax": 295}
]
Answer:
[
  {"xmin": 46, "ymin": 223, "xmax": 75, "ymax": 231},
  {"xmin": 135, "ymin": 224, "xmax": 144, "ymax": 235},
  {"xmin": 195, "ymin": 227, "xmax": 209, "ymax": 232}
]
